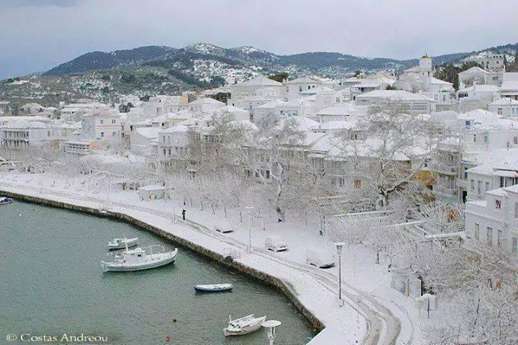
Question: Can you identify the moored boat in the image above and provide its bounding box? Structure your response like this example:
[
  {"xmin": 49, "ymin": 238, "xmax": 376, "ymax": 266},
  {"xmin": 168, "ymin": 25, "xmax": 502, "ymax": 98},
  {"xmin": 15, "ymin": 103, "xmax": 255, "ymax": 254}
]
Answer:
[
  {"xmin": 223, "ymin": 314, "xmax": 267, "ymax": 336},
  {"xmin": 101, "ymin": 245, "xmax": 177, "ymax": 272},
  {"xmin": 194, "ymin": 283, "xmax": 233, "ymax": 293},
  {"xmin": 107, "ymin": 237, "xmax": 138, "ymax": 250},
  {"xmin": 0, "ymin": 196, "xmax": 13, "ymax": 205}
]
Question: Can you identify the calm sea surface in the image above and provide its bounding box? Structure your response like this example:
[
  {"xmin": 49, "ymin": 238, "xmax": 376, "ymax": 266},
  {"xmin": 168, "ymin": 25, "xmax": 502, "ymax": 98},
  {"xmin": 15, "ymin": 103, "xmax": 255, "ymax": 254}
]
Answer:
[{"xmin": 0, "ymin": 201, "xmax": 314, "ymax": 345}]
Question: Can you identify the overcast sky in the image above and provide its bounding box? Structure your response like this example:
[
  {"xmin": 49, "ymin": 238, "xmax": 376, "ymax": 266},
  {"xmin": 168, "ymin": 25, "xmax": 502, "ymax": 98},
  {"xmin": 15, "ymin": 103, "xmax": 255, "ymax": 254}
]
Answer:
[{"xmin": 1, "ymin": 0, "xmax": 517, "ymax": 79}]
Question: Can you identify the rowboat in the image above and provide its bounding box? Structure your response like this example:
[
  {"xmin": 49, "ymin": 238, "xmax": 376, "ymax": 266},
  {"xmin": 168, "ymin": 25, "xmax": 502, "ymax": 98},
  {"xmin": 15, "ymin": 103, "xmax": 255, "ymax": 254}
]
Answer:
[{"xmin": 194, "ymin": 283, "xmax": 233, "ymax": 293}]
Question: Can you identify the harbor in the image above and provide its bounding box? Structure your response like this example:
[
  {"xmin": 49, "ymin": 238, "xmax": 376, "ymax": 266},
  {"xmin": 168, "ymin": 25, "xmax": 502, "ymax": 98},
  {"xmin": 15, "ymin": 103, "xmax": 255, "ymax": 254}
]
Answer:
[{"xmin": 0, "ymin": 200, "xmax": 314, "ymax": 345}]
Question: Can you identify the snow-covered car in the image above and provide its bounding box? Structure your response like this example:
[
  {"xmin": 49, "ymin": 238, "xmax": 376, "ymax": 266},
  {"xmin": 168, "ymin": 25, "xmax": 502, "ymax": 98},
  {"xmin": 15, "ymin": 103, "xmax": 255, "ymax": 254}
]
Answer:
[
  {"xmin": 305, "ymin": 249, "xmax": 335, "ymax": 269},
  {"xmin": 265, "ymin": 236, "xmax": 288, "ymax": 252},
  {"xmin": 214, "ymin": 223, "xmax": 234, "ymax": 234}
]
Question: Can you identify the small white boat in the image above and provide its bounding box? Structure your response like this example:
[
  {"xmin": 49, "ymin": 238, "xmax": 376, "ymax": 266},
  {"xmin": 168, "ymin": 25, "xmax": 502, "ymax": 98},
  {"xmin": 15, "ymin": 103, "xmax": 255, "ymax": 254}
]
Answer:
[
  {"xmin": 194, "ymin": 283, "xmax": 233, "ymax": 293},
  {"xmin": 223, "ymin": 314, "xmax": 267, "ymax": 336},
  {"xmin": 101, "ymin": 245, "xmax": 177, "ymax": 272},
  {"xmin": 107, "ymin": 237, "xmax": 138, "ymax": 250},
  {"xmin": 0, "ymin": 196, "xmax": 13, "ymax": 205}
]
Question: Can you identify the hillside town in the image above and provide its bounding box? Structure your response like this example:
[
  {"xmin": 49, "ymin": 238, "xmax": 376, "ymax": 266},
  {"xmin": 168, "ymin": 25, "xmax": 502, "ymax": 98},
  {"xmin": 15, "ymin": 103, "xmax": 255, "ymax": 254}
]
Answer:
[{"xmin": 2, "ymin": 52, "xmax": 518, "ymax": 345}]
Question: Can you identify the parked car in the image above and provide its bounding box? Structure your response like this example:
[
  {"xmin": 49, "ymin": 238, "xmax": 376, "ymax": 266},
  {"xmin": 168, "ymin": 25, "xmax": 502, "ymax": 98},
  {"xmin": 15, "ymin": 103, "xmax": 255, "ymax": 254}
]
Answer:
[
  {"xmin": 214, "ymin": 222, "xmax": 233, "ymax": 234},
  {"xmin": 265, "ymin": 236, "xmax": 288, "ymax": 252},
  {"xmin": 305, "ymin": 249, "xmax": 335, "ymax": 269}
]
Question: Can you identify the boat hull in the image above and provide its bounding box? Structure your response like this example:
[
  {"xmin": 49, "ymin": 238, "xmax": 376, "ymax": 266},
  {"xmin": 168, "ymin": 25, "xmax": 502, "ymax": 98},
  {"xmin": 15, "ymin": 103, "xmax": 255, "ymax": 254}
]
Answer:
[
  {"xmin": 101, "ymin": 250, "xmax": 177, "ymax": 272},
  {"xmin": 107, "ymin": 239, "xmax": 139, "ymax": 250},
  {"xmin": 223, "ymin": 316, "xmax": 266, "ymax": 336},
  {"xmin": 0, "ymin": 197, "xmax": 13, "ymax": 205},
  {"xmin": 194, "ymin": 284, "xmax": 233, "ymax": 293}
]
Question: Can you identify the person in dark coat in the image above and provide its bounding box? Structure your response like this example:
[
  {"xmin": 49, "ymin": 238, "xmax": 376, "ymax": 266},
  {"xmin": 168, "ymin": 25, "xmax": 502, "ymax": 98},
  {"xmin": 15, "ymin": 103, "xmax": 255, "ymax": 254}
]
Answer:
[{"xmin": 182, "ymin": 209, "xmax": 186, "ymax": 221}]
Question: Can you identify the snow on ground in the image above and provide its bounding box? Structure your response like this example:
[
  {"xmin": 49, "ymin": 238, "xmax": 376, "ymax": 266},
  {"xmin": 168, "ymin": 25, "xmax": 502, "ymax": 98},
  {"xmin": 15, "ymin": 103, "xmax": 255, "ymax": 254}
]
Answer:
[{"xmin": 0, "ymin": 171, "xmax": 438, "ymax": 345}]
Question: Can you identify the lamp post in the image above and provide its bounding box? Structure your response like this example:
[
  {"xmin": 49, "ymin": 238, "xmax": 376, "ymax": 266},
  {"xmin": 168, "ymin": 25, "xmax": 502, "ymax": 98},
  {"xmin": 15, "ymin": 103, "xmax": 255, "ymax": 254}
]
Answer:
[
  {"xmin": 262, "ymin": 320, "xmax": 282, "ymax": 345},
  {"xmin": 245, "ymin": 206, "xmax": 255, "ymax": 253},
  {"xmin": 335, "ymin": 242, "xmax": 345, "ymax": 304}
]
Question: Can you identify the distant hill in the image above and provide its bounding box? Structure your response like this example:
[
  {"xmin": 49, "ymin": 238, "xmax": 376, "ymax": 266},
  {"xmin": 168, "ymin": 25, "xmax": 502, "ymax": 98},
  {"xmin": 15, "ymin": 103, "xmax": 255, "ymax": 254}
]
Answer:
[
  {"xmin": 43, "ymin": 41, "xmax": 518, "ymax": 79},
  {"xmin": 44, "ymin": 46, "xmax": 176, "ymax": 75}
]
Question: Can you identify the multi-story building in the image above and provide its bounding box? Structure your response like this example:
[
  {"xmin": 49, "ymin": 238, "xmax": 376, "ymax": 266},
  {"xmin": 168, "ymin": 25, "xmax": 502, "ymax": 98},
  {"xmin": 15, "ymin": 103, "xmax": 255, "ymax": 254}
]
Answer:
[{"xmin": 465, "ymin": 184, "xmax": 518, "ymax": 262}]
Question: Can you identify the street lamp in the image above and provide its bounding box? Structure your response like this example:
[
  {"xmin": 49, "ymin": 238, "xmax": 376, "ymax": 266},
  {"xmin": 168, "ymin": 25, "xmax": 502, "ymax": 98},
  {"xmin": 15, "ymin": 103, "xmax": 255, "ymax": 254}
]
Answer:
[
  {"xmin": 245, "ymin": 206, "xmax": 255, "ymax": 253},
  {"xmin": 262, "ymin": 320, "xmax": 282, "ymax": 345},
  {"xmin": 335, "ymin": 242, "xmax": 345, "ymax": 304}
]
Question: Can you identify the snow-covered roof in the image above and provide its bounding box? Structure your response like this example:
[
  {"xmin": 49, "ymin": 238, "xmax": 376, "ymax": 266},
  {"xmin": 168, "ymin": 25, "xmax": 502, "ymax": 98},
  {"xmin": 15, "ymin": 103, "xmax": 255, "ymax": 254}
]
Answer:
[
  {"xmin": 489, "ymin": 97, "xmax": 518, "ymax": 106},
  {"xmin": 286, "ymin": 76, "xmax": 322, "ymax": 84},
  {"xmin": 161, "ymin": 125, "xmax": 190, "ymax": 133},
  {"xmin": 458, "ymin": 66, "xmax": 489, "ymax": 76},
  {"xmin": 239, "ymin": 75, "xmax": 282, "ymax": 87},
  {"xmin": 188, "ymin": 97, "xmax": 226, "ymax": 106},
  {"xmin": 135, "ymin": 127, "xmax": 160, "ymax": 139},
  {"xmin": 467, "ymin": 148, "xmax": 518, "ymax": 175},
  {"xmin": 356, "ymin": 90, "xmax": 434, "ymax": 102},
  {"xmin": 500, "ymin": 72, "xmax": 518, "ymax": 92}
]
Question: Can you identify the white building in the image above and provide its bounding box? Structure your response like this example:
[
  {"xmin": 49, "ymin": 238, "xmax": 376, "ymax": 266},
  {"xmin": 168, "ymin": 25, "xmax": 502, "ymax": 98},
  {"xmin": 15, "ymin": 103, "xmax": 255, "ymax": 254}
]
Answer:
[
  {"xmin": 465, "ymin": 184, "xmax": 518, "ymax": 261},
  {"xmin": 81, "ymin": 111, "xmax": 122, "ymax": 143},
  {"xmin": 488, "ymin": 98, "xmax": 518, "ymax": 117},
  {"xmin": 142, "ymin": 95, "xmax": 188, "ymax": 117},
  {"xmin": 500, "ymin": 72, "xmax": 518, "ymax": 100},
  {"xmin": 355, "ymin": 90, "xmax": 435, "ymax": 114},
  {"xmin": 466, "ymin": 149, "xmax": 518, "ymax": 201},
  {"xmin": 457, "ymin": 84, "xmax": 499, "ymax": 112}
]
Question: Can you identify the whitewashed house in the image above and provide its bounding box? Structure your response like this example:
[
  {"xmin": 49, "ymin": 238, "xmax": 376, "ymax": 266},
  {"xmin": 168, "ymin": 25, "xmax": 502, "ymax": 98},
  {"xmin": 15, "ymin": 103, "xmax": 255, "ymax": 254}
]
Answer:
[
  {"xmin": 488, "ymin": 97, "xmax": 518, "ymax": 117},
  {"xmin": 186, "ymin": 97, "xmax": 226, "ymax": 114},
  {"xmin": 285, "ymin": 76, "xmax": 324, "ymax": 98},
  {"xmin": 457, "ymin": 84, "xmax": 499, "ymax": 112},
  {"xmin": 500, "ymin": 72, "xmax": 518, "ymax": 100},
  {"xmin": 466, "ymin": 148, "xmax": 518, "ymax": 201},
  {"xmin": 81, "ymin": 111, "xmax": 122, "ymax": 144},
  {"xmin": 355, "ymin": 90, "xmax": 435, "ymax": 114},
  {"xmin": 465, "ymin": 184, "xmax": 518, "ymax": 261},
  {"xmin": 228, "ymin": 75, "xmax": 285, "ymax": 107},
  {"xmin": 458, "ymin": 66, "xmax": 491, "ymax": 89},
  {"xmin": 142, "ymin": 95, "xmax": 188, "ymax": 116}
]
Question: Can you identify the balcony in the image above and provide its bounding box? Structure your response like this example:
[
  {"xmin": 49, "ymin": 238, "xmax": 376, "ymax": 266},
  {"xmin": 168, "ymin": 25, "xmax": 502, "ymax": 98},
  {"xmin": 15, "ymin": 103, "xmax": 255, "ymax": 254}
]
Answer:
[{"xmin": 429, "ymin": 162, "xmax": 458, "ymax": 176}]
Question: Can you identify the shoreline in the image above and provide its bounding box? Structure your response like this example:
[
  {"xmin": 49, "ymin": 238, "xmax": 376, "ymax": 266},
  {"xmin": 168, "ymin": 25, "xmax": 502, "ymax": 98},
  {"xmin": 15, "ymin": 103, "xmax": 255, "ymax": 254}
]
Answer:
[{"xmin": 0, "ymin": 189, "xmax": 324, "ymax": 335}]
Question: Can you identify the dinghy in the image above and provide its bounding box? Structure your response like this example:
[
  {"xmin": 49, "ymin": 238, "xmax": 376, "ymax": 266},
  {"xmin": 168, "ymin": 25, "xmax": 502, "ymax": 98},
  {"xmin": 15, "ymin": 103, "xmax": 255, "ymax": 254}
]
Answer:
[
  {"xmin": 101, "ymin": 245, "xmax": 177, "ymax": 272},
  {"xmin": 223, "ymin": 314, "xmax": 267, "ymax": 336},
  {"xmin": 194, "ymin": 283, "xmax": 233, "ymax": 293},
  {"xmin": 0, "ymin": 196, "xmax": 13, "ymax": 205},
  {"xmin": 107, "ymin": 237, "xmax": 138, "ymax": 250}
]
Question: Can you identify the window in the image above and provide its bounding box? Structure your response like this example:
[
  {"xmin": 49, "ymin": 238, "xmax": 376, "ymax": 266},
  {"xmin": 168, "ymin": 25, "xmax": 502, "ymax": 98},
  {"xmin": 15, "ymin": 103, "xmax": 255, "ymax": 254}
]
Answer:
[
  {"xmin": 495, "ymin": 199, "xmax": 502, "ymax": 209},
  {"xmin": 474, "ymin": 223, "xmax": 479, "ymax": 240},
  {"xmin": 100, "ymin": 119, "xmax": 104, "ymax": 124},
  {"xmin": 497, "ymin": 230, "xmax": 503, "ymax": 248},
  {"xmin": 483, "ymin": 135, "xmax": 488, "ymax": 144},
  {"xmin": 112, "ymin": 132, "xmax": 116, "ymax": 136},
  {"xmin": 112, "ymin": 119, "xmax": 116, "ymax": 124},
  {"xmin": 513, "ymin": 237, "xmax": 518, "ymax": 255},
  {"xmin": 477, "ymin": 181, "xmax": 481, "ymax": 194},
  {"xmin": 515, "ymin": 202, "xmax": 518, "ymax": 218},
  {"xmin": 497, "ymin": 108, "xmax": 503, "ymax": 115},
  {"xmin": 354, "ymin": 179, "xmax": 361, "ymax": 189},
  {"xmin": 470, "ymin": 179, "xmax": 475, "ymax": 191},
  {"xmin": 473, "ymin": 134, "xmax": 477, "ymax": 143},
  {"xmin": 100, "ymin": 132, "xmax": 104, "ymax": 138},
  {"xmin": 487, "ymin": 227, "xmax": 493, "ymax": 246},
  {"xmin": 485, "ymin": 182, "xmax": 490, "ymax": 192}
]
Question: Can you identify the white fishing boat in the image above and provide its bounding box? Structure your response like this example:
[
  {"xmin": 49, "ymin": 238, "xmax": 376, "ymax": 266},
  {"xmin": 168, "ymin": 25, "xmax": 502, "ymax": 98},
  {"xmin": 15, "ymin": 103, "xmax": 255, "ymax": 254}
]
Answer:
[
  {"xmin": 223, "ymin": 314, "xmax": 267, "ymax": 336},
  {"xmin": 107, "ymin": 237, "xmax": 138, "ymax": 250},
  {"xmin": 0, "ymin": 196, "xmax": 13, "ymax": 205},
  {"xmin": 194, "ymin": 283, "xmax": 233, "ymax": 293},
  {"xmin": 101, "ymin": 245, "xmax": 177, "ymax": 272}
]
